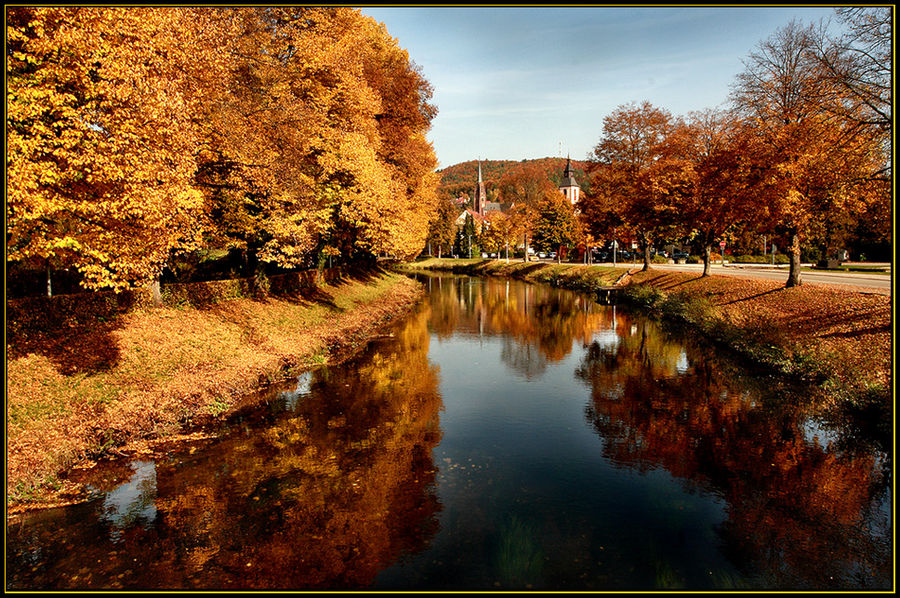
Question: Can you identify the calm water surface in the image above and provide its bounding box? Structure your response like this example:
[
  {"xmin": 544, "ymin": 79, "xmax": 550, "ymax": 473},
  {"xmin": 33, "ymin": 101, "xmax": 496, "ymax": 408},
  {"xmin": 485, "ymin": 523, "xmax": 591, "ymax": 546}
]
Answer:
[{"xmin": 6, "ymin": 274, "xmax": 892, "ymax": 590}]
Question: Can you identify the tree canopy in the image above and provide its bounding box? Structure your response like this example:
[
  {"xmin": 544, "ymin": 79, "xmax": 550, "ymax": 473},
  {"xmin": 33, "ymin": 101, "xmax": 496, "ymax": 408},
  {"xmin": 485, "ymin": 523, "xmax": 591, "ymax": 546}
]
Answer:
[{"xmin": 7, "ymin": 7, "xmax": 440, "ymax": 291}]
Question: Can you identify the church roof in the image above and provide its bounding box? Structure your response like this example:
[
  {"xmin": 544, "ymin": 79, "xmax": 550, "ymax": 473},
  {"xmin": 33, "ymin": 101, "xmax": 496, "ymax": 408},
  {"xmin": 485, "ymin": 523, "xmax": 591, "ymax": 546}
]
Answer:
[{"xmin": 560, "ymin": 155, "xmax": 580, "ymax": 188}]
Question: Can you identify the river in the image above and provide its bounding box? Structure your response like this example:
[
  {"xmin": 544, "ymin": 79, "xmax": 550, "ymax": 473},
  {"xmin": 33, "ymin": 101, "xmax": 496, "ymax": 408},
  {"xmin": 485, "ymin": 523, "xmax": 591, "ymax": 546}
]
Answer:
[{"xmin": 6, "ymin": 273, "xmax": 892, "ymax": 590}]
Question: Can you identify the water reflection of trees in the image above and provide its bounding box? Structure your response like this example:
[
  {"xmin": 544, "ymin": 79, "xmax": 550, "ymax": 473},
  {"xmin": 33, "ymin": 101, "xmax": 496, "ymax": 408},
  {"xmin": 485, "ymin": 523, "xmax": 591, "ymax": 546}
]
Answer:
[
  {"xmin": 426, "ymin": 275, "xmax": 610, "ymax": 379},
  {"xmin": 576, "ymin": 317, "xmax": 891, "ymax": 589},
  {"xmin": 8, "ymin": 305, "xmax": 443, "ymax": 590}
]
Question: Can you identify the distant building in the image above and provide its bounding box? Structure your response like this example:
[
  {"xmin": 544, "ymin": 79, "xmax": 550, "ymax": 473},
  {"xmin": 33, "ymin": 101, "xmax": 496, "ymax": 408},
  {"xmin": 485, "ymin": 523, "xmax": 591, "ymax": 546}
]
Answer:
[
  {"xmin": 455, "ymin": 208, "xmax": 483, "ymax": 232},
  {"xmin": 559, "ymin": 155, "xmax": 580, "ymax": 206}
]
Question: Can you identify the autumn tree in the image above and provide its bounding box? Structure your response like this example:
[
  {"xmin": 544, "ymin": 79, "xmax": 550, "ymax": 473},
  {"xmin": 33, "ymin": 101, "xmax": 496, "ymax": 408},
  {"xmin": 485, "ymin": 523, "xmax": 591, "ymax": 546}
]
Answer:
[
  {"xmin": 7, "ymin": 7, "xmax": 206, "ymax": 292},
  {"xmin": 481, "ymin": 210, "xmax": 520, "ymax": 260},
  {"xmin": 426, "ymin": 194, "xmax": 461, "ymax": 258},
  {"xmin": 497, "ymin": 162, "xmax": 559, "ymax": 261},
  {"xmin": 7, "ymin": 7, "xmax": 440, "ymax": 295},
  {"xmin": 807, "ymin": 7, "xmax": 891, "ymax": 141},
  {"xmin": 672, "ymin": 109, "xmax": 765, "ymax": 276},
  {"xmin": 731, "ymin": 20, "xmax": 889, "ymax": 286},
  {"xmin": 805, "ymin": 7, "xmax": 892, "ymax": 259},
  {"xmin": 531, "ymin": 192, "xmax": 580, "ymax": 263},
  {"xmin": 577, "ymin": 168, "xmax": 627, "ymax": 253},
  {"xmin": 191, "ymin": 8, "xmax": 439, "ymax": 269},
  {"xmin": 588, "ymin": 101, "xmax": 676, "ymax": 271}
]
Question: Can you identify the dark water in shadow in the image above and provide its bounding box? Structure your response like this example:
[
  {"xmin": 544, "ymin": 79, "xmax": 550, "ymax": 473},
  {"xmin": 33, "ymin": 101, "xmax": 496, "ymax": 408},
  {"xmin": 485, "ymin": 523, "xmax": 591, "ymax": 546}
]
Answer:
[{"xmin": 6, "ymin": 274, "xmax": 892, "ymax": 590}]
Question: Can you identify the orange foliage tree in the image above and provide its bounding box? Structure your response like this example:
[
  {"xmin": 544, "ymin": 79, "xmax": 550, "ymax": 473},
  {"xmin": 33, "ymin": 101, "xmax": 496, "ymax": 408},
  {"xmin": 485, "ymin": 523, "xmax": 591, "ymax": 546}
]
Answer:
[
  {"xmin": 531, "ymin": 192, "xmax": 581, "ymax": 263},
  {"xmin": 668, "ymin": 109, "xmax": 766, "ymax": 276},
  {"xmin": 496, "ymin": 162, "xmax": 560, "ymax": 261},
  {"xmin": 588, "ymin": 101, "xmax": 678, "ymax": 271},
  {"xmin": 730, "ymin": 21, "xmax": 889, "ymax": 286},
  {"xmin": 191, "ymin": 8, "xmax": 439, "ymax": 270}
]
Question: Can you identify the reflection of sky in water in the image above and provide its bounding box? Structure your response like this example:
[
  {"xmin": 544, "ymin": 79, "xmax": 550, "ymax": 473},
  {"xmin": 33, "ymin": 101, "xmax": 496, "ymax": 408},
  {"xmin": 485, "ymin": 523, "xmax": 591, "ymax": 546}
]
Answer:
[
  {"xmin": 279, "ymin": 371, "xmax": 313, "ymax": 411},
  {"xmin": 800, "ymin": 417, "xmax": 842, "ymax": 450},
  {"xmin": 101, "ymin": 460, "xmax": 157, "ymax": 542},
  {"xmin": 591, "ymin": 329, "xmax": 619, "ymax": 351},
  {"xmin": 675, "ymin": 351, "xmax": 690, "ymax": 375}
]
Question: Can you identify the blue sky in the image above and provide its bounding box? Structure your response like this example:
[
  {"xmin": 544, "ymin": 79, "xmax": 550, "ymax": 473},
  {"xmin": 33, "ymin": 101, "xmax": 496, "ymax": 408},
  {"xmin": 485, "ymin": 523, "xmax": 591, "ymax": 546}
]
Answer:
[{"xmin": 358, "ymin": 6, "xmax": 841, "ymax": 169}]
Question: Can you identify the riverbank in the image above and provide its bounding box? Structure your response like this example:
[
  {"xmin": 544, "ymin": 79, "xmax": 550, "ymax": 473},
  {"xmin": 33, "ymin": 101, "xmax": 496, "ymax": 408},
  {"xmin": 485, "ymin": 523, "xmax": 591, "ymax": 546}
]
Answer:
[
  {"xmin": 6, "ymin": 269, "xmax": 424, "ymax": 513},
  {"xmin": 401, "ymin": 258, "xmax": 892, "ymax": 413}
]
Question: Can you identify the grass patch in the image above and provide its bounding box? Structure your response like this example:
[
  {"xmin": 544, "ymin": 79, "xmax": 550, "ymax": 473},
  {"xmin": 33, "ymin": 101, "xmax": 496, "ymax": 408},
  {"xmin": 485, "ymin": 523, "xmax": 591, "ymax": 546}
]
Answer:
[{"xmin": 6, "ymin": 269, "xmax": 423, "ymax": 510}]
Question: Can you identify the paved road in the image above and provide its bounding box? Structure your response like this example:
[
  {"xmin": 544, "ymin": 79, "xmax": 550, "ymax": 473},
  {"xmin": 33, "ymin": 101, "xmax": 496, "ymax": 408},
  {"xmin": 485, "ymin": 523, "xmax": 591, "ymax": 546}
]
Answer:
[{"xmin": 552, "ymin": 260, "xmax": 892, "ymax": 295}]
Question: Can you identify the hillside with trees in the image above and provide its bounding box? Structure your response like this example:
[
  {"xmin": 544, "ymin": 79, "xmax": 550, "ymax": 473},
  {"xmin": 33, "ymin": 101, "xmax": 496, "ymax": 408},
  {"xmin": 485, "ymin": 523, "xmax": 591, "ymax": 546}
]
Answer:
[{"xmin": 437, "ymin": 157, "xmax": 591, "ymax": 200}]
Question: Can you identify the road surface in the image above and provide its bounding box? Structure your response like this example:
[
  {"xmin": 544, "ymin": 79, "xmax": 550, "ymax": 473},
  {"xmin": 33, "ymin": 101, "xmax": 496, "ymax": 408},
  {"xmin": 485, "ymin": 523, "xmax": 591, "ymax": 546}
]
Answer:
[{"xmin": 602, "ymin": 261, "xmax": 892, "ymax": 295}]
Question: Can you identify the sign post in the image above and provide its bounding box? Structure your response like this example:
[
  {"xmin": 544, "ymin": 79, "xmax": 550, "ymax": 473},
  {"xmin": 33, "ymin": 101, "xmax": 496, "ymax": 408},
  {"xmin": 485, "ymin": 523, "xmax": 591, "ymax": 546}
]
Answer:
[{"xmin": 719, "ymin": 240, "xmax": 726, "ymax": 265}]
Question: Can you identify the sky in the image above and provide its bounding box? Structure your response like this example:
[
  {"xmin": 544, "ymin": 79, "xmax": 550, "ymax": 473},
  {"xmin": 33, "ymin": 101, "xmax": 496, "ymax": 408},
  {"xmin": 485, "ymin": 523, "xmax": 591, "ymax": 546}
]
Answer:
[{"xmin": 358, "ymin": 5, "xmax": 841, "ymax": 169}]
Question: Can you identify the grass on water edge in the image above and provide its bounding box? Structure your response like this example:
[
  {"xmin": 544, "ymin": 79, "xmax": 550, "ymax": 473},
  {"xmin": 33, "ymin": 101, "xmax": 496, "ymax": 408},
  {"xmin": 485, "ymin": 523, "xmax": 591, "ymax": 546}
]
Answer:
[{"xmin": 6, "ymin": 270, "xmax": 423, "ymax": 510}]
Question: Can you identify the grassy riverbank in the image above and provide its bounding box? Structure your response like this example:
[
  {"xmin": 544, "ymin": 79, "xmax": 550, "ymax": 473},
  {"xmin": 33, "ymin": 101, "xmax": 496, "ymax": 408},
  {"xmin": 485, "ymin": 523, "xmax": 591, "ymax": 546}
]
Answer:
[
  {"xmin": 402, "ymin": 258, "xmax": 892, "ymax": 412},
  {"xmin": 6, "ymin": 269, "xmax": 423, "ymax": 512}
]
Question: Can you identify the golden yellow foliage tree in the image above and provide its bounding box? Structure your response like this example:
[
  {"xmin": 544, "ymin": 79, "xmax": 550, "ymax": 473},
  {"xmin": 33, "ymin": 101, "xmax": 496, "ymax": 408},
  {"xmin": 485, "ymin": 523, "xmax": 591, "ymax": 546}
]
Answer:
[
  {"xmin": 8, "ymin": 7, "xmax": 440, "ymax": 292},
  {"xmin": 192, "ymin": 8, "xmax": 439, "ymax": 268},
  {"xmin": 7, "ymin": 7, "xmax": 205, "ymax": 291}
]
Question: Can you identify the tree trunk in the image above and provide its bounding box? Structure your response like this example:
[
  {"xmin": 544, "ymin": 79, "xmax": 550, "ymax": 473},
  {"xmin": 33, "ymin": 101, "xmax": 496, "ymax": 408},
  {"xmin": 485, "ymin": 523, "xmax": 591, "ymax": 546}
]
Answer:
[
  {"xmin": 437, "ymin": 245, "xmax": 442, "ymax": 259},
  {"xmin": 641, "ymin": 240, "xmax": 651, "ymax": 272},
  {"xmin": 786, "ymin": 230, "xmax": 802, "ymax": 287},
  {"xmin": 702, "ymin": 245, "xmax": 711, "ymax": 277},
  {"xmin": 46, "ymin": 264, "xmax": 52, "ymax": 298},
  {"xmin": 522, "ymin": 233, "xmax": 529, "ymax": 262},
  {"xmin": 150, "ymin": 277, "xmax": 163, "ymax": 307}
]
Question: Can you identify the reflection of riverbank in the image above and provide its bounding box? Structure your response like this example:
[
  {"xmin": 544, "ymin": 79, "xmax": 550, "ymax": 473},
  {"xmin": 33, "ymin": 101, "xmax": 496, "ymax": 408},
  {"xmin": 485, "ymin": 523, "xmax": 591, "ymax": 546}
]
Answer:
[
  {"xmin": 8, "ymin": 304, "xmax": 444, "ymax": 590},
  {"xmin": 577, "ymin": 316, "xmax": 892, "ymax": 589},
  {"xmin": 421, "ymin": 274, "xmax": 609, "ymax": 371},
  {"xmin": 403, "ymin": 260, "xmax": 892, "ymax": 416}
]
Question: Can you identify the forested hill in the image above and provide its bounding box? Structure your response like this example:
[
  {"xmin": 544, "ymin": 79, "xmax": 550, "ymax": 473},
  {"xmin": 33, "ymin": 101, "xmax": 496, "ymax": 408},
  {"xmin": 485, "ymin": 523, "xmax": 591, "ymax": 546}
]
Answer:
[{"xmin": 438, "ymin": 157, "xmax": 591, "ymax": 197}]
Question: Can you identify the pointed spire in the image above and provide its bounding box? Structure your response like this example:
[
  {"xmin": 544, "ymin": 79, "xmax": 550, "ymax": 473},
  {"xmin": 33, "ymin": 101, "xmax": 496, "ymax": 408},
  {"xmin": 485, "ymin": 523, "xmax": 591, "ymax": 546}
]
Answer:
[{"xmin": 474, "ymin": 159, "xmax": 486, "ymax": 217}]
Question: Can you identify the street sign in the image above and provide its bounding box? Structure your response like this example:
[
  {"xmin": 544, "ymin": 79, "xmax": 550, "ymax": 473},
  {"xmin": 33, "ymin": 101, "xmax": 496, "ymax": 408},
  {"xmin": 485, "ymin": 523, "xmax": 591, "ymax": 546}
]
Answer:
[{"xmin": 719, "ymin": 241, "xmax": 726, "ymax": 248}]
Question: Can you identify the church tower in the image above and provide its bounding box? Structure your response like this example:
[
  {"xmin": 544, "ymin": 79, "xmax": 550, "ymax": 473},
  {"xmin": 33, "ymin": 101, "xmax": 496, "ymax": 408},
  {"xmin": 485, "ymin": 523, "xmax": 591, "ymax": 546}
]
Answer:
[
  {"xmin": 559, "ymin": 155, "xmax": 580, "ymax": 206},
  {"xmin": 473, "ymin": 161, "xmax": 487, "ymax": 217}
]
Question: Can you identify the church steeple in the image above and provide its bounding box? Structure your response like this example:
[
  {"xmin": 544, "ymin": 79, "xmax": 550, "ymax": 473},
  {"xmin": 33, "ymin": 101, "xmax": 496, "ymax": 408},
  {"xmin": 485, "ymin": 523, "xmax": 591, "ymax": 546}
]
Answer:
[
  {"xmin": 474, "ymin": 160, "xmax": 487, "ymax": 217},
  {"xmin": 559, "ymin": 154, "xmax": 580, "ymax": 206}
]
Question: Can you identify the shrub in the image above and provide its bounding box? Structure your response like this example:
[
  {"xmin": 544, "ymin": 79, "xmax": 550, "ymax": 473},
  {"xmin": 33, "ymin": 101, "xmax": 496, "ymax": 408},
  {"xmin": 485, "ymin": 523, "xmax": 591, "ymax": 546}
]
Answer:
[{"xmin": 622, "ymin": 284, "xmax": 664, "ymax": 309}]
